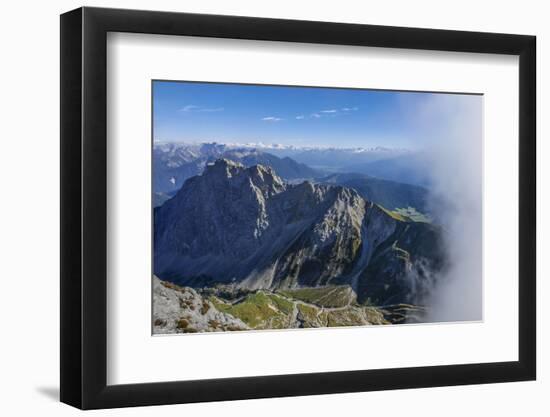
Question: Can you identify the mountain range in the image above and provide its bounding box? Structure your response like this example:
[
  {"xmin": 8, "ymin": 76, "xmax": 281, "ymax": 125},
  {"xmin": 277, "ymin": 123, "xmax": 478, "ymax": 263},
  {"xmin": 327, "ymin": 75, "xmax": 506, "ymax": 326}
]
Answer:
[
  {"xmin": 153, "ymin": 142, "xmax": 321, "ymax": 197},
  {"xmin": 344, "ymin": 153, "xmax": 431, "ymax": 187},
  {"xmin": 154, "ymin": 159, "xmax": 445, "ymax": 306},
  {"xmin": 153, "ymin": 142, "xmax": 432, "ymax": 211},
  {"xmin": 266, "ymin": 145, "xmax": 411, "ymax": 172},
  {"xmin": 318, "ymin": 172, "xmax": 430, "ymax": 213}
]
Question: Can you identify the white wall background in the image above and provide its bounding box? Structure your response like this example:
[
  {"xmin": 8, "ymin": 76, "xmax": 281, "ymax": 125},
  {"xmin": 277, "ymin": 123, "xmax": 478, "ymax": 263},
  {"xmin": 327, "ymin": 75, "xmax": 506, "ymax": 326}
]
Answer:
[{"xmin": 0, "ymin": 0, "xmax": 545, "ymax": 415}]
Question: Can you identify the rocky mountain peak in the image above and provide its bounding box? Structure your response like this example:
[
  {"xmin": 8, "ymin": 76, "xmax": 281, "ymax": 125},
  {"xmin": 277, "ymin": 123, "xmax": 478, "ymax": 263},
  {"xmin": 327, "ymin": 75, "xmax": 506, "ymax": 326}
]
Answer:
[
  {"xmin": 202, "ymin": 159, "xmax": 286, "ymax": 197},
  {"xmin": 203, "ymin": 158, "xmax": 244, "ymax": 178},
  {"xmin": 247, "ymin": 164, "xmax": 286, "ymax": 196},
  {"xmin": 155, "ymin": 163, "xmax": 445, "ymax": 305}
]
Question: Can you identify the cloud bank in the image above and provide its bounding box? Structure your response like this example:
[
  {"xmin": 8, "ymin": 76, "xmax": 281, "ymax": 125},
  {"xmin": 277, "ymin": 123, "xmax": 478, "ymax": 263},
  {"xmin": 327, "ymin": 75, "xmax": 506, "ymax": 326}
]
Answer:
[{"xmin": 405, "ymin": 93, "xmax": 483, "ymax": 322}]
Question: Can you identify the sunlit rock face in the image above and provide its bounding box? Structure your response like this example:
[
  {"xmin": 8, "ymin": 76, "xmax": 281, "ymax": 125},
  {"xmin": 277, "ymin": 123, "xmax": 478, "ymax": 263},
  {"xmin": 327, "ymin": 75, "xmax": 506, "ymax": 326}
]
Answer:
[{"xmin": 154, "ymin": 159, "xmax": 445, "ymax": 305}]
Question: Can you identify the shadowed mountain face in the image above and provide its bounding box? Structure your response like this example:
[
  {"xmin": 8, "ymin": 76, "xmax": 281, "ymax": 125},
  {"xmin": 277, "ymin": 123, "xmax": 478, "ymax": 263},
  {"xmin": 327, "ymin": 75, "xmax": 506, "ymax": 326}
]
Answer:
[{"xmin": 154, "ymin": 159, "xmax": 446, "ymax": 305}]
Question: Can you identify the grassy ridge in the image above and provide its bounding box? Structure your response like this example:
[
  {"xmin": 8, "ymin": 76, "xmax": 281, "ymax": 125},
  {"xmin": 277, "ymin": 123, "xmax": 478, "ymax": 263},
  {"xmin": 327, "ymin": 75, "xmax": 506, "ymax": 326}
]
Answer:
[
  {"xmin": 205, "ymin": 285, "xmax": 406, "ymax": 329},
  {"xmin": 158, "ymin": 279, "xmax": 429, "ymax": 332},
  {"xmin": 210, "ymin": 292, "xmax": 294, "ymax": 329},
  {"xmin": 278, "ymin": 286, "xmax": 353, "ymax": 308}
]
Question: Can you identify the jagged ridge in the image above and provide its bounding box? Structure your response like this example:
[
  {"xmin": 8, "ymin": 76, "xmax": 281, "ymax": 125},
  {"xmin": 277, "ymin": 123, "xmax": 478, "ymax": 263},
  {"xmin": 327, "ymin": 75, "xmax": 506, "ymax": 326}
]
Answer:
[{"xmin": 154, "ymin": 159, "xmax": 445, "ymax": 305}]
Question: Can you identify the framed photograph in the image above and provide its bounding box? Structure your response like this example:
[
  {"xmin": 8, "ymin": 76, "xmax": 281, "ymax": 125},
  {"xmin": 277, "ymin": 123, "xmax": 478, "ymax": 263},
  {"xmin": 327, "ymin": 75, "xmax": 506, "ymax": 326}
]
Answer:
[{"xmin": 60, "ymin": 6, "xmax": 536, "ymax": 410}]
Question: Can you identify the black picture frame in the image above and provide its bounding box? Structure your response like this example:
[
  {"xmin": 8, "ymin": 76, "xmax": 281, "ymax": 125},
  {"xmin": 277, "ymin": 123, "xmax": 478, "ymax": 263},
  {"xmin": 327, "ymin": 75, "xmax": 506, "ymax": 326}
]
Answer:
[{"xmin": 60, "ymin": 6, "xmax": 536, "ymax": 410}]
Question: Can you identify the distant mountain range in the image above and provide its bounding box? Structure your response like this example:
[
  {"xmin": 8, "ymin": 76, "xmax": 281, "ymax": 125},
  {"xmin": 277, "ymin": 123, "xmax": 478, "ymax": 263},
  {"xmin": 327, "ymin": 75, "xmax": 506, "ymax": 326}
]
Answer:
[
  {"xmin": 153, "ymin": 142, "xmax": 321, "ymax": 197},
  {"xmin": 155, "ymin": 141, "xmax": 411, "ymax": 173},
  {"xmin": 239, "ymin": 142, "xmax": 430, "ymax": 187},
  {"xmin": 267, "ymin": 145, "xmax": 411, "ymax": 172},
  {"xmin": 153, "ymin": 142, "xmax": 432, "ymax": 210},
  {"xmin": 154, "ymin": 159, "xmax": 445, "ymax": 305},
  {"xmin": 318, "ymin": 172, "xmax": 430, "ymax": 213},
  {"xmin": 344, "ymin": 153, "xmax": 431, "ymax": 187}
]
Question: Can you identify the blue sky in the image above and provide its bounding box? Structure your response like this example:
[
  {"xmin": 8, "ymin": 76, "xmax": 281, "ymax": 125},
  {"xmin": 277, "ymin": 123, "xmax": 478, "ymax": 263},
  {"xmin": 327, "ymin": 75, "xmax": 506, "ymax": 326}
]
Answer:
[{"xmin": 153, "ymin": 81, "xmax": 480, "ymax": 149}]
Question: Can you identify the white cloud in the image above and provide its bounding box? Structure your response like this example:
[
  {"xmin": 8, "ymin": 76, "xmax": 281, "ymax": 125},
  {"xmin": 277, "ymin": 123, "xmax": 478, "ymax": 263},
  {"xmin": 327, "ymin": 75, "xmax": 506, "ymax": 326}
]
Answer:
[
  {"xmin": 294, "ymin": 107, "xmax": 358, "ymax": 120},
  {"xmin": 262, "ymin": 116, "xmax": 283, "ymax": 122},
  {"xmin": 180, "ymin": 105, "xmax": 224, "ymax": 112},
  {"xmin": 181, "ymin": 105, "xmax": 199, "ymax": 112},
  {"xmin": 403, "ymin": 94, "xmax": 483, "ymax": 322},
  {"xmin": 199, "ymin": 107, "xmax": 224, "ymax": 112}
]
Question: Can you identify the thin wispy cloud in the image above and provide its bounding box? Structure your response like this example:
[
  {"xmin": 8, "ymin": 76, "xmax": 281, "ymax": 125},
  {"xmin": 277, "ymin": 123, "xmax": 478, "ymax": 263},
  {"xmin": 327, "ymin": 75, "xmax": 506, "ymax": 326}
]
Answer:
[
  {"xmin": 181, "ymin": 105, "xmax": 199, "ymax": 112},
  {"xmin": 180, "ymin": 105, "xmax": 224, "ymax": 112},
  {"xmin": 155, "ymin": 79, "xmax": 463, "ymax": 149},
  {"xmin": 299, "ymin": 107, "xmax": 358, "ymax": 120},
  {"xmin": 199, "ymin": 107, "xmax": 224, "ymax": 112}
]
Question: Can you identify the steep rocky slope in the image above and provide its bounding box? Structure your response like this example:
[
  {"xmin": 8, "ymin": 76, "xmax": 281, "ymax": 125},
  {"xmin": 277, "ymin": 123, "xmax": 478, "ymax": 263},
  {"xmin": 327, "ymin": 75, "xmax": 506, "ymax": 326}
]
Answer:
[
  {"xmin": 154, "ymin": 159, "xmax": 446, "ymax": 306},
  {"xmin": 153, "ymin": 276, "xmax": 248, "ymax": 334}
]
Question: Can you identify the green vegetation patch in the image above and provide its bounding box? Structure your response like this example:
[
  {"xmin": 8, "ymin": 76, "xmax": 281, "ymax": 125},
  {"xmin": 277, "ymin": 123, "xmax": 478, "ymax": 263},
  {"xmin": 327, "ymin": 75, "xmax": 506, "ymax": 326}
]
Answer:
[
  {"xmin": 279, "ymin": 285, "xmax": 353, "ymax": 308},
  {"xmin": 210, "ymin": 291, "xmax": 292, "ymax": 329},
  {"xmin": 363, "ymin": 307, "xmax": 390, "ymax": 325},
  {"xmin": 393, "ymin": 207, "xmax": 431, "ymax": 223},
  {"xmin": 377, "ymin": 204, "xmax": 409, "ymax": 221},
  {"xmin": 296, "ymin": 303, "xmax": 322, "ymax": 327},
  {"xmin": 321, "ymin": 306, "xmax": 388, "ymax": 327},
  {"xmin": 205, "ymin": 288, "xmax": 419, "ymax": 330},
  {"xmin": 325, "ymin": 308, "xmax": 364, "ymax": 327},
  {"xmin": 267, "ymin": 294, "xmax": 295, "ymax": 315},
  {"xmin": 377, "ymin": 204, "xmax": 431, "ymax": 223}
]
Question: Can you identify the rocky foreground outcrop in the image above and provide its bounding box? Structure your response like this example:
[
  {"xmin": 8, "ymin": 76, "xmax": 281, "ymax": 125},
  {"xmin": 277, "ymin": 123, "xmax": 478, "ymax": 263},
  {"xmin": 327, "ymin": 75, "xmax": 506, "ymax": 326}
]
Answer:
[
  {"xmin": 153, "ymin": 277, "xmax": 427, "ymax": 334},
  {"xmin": 153, "ymin": 276, "xmax": 248, "ymax": 334}
]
